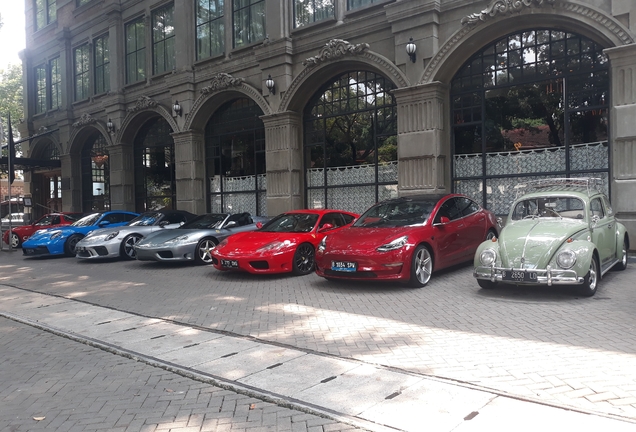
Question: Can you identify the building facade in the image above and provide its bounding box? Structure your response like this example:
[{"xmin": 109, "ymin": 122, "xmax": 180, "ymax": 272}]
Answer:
[{"xmin": 19, "ymin": 0, "xmax": 636, "ymax": 236}]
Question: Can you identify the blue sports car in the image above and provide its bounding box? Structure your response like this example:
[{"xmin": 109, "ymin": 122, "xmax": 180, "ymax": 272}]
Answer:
[{"xmin": 22, "ymin": 211, "xmax": 139, "ymax": 257}]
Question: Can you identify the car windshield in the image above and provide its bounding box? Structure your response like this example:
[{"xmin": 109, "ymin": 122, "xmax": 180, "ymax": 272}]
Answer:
[
  {"xmin": 511, "ymin": 196, "xmax": 585, "ymax": 221},
  {"xmin": 180, "ymin": 214, "xmax": 228, "ymax": 229},
  {"xmin": 71, "ymin": 213, "xmax": 101, "ymax": 227},
  {"xmin": 260, "ymin": 213, "xmax": 319, "ymax": 233},
  {"xmin": 128, "ymin": 212, "xmax": 163, "ymax": 226},
  {"xmin": 354, "ymin": 199, "xmax": 437, "ymax": 228}
]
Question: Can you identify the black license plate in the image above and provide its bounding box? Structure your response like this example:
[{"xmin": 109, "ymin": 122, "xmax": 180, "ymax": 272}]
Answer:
[
  {"xmin": 221, "ymin": 259, "xmax": 238, "ymax": 268},
  {"xmin": 331, "ymin": 261, "xmax": 357, "ymax": 272},
  {"xmin": 24, "ymin": 248, "xmax": 35, "ymax": 255},
  {"xmin": 76, "ymin": 246, "xmax": 86, "ymax": 252},
  {"xmin": 502, "ymin": 270, "xmax": 538, "ymax": 282}
]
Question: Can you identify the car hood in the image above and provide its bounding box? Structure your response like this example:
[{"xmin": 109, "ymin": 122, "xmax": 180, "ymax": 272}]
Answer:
[
  {"xmin": 323, "ymin": 226, "xmax": 415, "ymax": 253},
  {"xmin": 220, "ymin": 231, "xmax": 312, "ymax": 252},
  {"xmin": 83, "ymin": 225, "xmax": 155, "ymax": 241},
  {"xmin": 136, "ymin": 229, "xmax": 209, "ymax": 246},
  {"xmin": 26, "ymin": 226, "xmax": 80, "ymax": 241},
  {"xmin": 499, "ymin": 218, "xmax": 588, "ymax": 269}
]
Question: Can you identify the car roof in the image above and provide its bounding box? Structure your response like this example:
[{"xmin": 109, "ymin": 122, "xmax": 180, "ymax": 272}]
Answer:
[{"xmin": 152, "ymin": 209, "xmax": 198, "ymax": 220}]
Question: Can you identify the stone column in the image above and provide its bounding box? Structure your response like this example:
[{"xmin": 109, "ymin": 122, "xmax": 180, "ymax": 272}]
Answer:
[
  {"xmin": 60, "ymin": 154, "xmax": 82, "ymax": 212},
  {"xmin": 606, "ymin": 44, "xmax": 636, "ymax": 240},
  {"xmin": 393, "ymin": 81, "xmax": 449, "ymax": 196},
  {"xmin": 261, "ymin": 111, "xmax": 303, "ymax": 216},
  {"xmin": 173, "ymin": 130, "xmax": 206, "ymax": 214},
  {"xmin": 107, "ymin": 143, "xmax": 135, "ymax": 211}
]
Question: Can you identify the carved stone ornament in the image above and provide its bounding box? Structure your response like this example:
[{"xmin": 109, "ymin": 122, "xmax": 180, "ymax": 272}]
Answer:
[
  {"xmin": 302, "ymin": 39, "xmax": 370, "ymax": 68},
  {"xmin": 71, "ymin": 113, "xmax": 96, "ymax": 128},
  {"xmin": 127, "ymin": 96, "xmax": 159, "ymax": 112},
  {"xmin": 461, "ymin": 0, "xmax": 556, "ymax": 26},
  {"xmin": 200, "ymin": 73, "xmax": 245, "ymax": 94}
]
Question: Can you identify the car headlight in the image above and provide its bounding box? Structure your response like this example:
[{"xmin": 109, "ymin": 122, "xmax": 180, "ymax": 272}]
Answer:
[
  {"xmin": 258, "ymin": 240, "xmax": 292, "ymax": 252},
  {"xmin": 105, "ymin": 231, "xmax": 119, "ymax": 241},
  {"xmin": 377, "ymin": 236, "xmax": 408, "ymax": 252},
  {"xmin": 480, "ymin": 249, "xmax": 497, "ymax": 266},
  {"xmin": 50, "ymin": 231, "xmax": 64, "ymax": 239},
  {"xmin": 556, "ymin": 250, "xmax": 577, "ymax": 269},
  {"xmin": 165, "ymin": 235, "xmax": 189, "ymax": 244},
  {"xmin": 317, "ymin": 236, "xmax": 327, "ymax": 252}
]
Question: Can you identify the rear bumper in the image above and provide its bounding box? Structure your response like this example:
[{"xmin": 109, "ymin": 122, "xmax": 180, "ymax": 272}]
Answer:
[{"xmin": 474, "ymin": 265, "xmax": 584, "ymax": 285}]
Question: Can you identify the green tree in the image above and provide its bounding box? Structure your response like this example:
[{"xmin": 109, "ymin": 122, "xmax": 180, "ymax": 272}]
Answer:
[{"xmin": 1, "ymin": 63, "xmax": 24, "ymax": 179}]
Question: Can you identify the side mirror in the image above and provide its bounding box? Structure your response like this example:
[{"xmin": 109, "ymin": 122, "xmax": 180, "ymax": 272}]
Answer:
[
  {"xmin": 159, "ymin": 221, "xmax": 170, "ymax": 227},
  {"xmin": 591, "ymin": 215, "xmax": 600, "ymax": 226},
  {"xmin": 434, "ymin": 216, "xmax": 450, "ymax": 226},
  {"xmin": 225, "ymin": 221, "xmax": 238, "ymax": 228},
  {"xmin": 98, "ymin": 220, "xmax": 111, "ymax": 227},
  {"xmin": 318, "ymin": 223, "xmax": 334, "ymax": 233},
  {"xmin": 256, "ymin": 222, "xmax": 263, "ymax": 229}
]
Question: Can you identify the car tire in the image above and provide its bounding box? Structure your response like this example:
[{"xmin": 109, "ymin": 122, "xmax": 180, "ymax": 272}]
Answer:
[
  {"xmin": 292, "ymin": 243, "xmax": 315, "ymax": 276},
  {"xmin": 121, "ymin": 234, "xmax": 143, "ymax": 260},
  {"xmin": 579, "ymin": 255, "xmax": 599, "ymax": 297},
  {"xmin": 64, "ymin": 234, "xmax": 83, "ymax": 257},
  {"xmin": 10, "ymin": 232, "xmax": 21, "ymax": 248},
  {"xmin": 485, "ymin": 229, "xmax": 497, "ymax": 241},
  {"xmin": 613, "ymin": 238, "xmax": 629, "ymax": 271},
  {"xmin": 195, "ymin": 237, "xmax": 218, "ymax": 265},
  {"xmin": 408, "ymin": 245, "xmax": 433, "ymax": 288},
  {"xmin": 477, "ymin": 279, "xmax": 497, "ymax": 289}
]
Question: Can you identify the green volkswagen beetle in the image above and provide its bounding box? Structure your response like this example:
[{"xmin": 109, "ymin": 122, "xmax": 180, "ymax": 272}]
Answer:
[{"xmin": 474, "ymin": 178, "xmax": 629, "ymax": 296}]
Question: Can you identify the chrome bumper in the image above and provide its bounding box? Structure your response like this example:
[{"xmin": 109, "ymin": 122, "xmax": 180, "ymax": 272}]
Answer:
[{"xmin": 474, "ymin": 265, "xmax": 584, "ymax": 286}]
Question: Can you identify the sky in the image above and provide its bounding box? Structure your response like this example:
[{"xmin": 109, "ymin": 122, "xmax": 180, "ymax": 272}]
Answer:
[{"xmin": 0, "ymin": 1, "xmax": 26, "ymax": 71}]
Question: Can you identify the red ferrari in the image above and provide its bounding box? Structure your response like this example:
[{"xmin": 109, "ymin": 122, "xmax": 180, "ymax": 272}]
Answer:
[
  {"xmin": 315, "ymin": 194, "xmax": 500, "ymax": 287},
  {"xmin": 211, "ymin": 209, "xmax": 359, "ymax": 275},
  {"xmin": 2, "ymin": 212, "xmax": 84, "ymax": 248}
]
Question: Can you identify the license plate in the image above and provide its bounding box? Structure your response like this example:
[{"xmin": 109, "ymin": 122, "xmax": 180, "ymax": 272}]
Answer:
[
  {"xmin": 76, "ymin": 246, "xmax": 86, "ymax": 252},
  {"xmin": 221, "ymin": 259, "xmax": 238, "ymax": 268},
  {"xmin": 502, "ymin": 270, "xmax": 538, "ymax": 282},
  {"xmin": 331, "ymin": 261, "xmax": 357, "ymax": 272},
  {"xmin": 24, "ymin": 249, "xmax": 35, "ymax": 255}
]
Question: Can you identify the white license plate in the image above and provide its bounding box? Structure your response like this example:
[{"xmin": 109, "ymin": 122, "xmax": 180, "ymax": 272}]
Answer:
[
  {"xmin": 221, "ymin": 259, "xmax": 238, "ymax": 268},
  {"xmin": 331, "ymin": 261, "xmax": 357, "ymax": 272}
]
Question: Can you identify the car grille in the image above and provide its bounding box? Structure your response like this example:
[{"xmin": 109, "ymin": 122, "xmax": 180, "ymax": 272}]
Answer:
[
  {"xmin": 23, "ymin": 246, "xmax": 49, "ymax": 256},
  {"xmin": 94, "ymin": 246, "xmax": 109, "ymax": 256},
  {"xmin": 76, "ymin": 250, "xmax": 90, "ymax": 258},
  {"xmin": 158, "ymin": 251, "xmax": 173, "ymax": 259},
  {"xmin": 250, "ymin": 261, "xmax": 269, "ymax": 270}
]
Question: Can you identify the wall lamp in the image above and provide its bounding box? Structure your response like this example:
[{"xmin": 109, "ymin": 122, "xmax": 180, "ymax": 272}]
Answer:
[
  {"xmin": 265, "ymin": 75, "xmax": 276, "ymax": 95},
  {"xmin": 406, "ymin": 37, "xmax": 417, "ymax": 63},
  {"xmin": 173, "ymin": 100, "xmax": 182, "ymax": 117},
  {"xmin": 106, "ymin": 118, "xmax": 115, "ymax": 133}
]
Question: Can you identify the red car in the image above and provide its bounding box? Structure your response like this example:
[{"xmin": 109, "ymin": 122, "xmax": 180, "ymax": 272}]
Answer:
[
  {"xmin": 315, "ymin": 194, "xmax": 500, "ymax": 287},
  {"xmin": 211, "ymin": 209, "xmax": 359, "ymax": 275},
  {"xmin": 2, "ymin": 212, "xmax": 84, "ymax": 248}
]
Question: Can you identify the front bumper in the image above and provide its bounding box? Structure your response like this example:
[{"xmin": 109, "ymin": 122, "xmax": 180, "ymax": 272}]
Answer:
[
  {"xmin": 474, "ymin": 265, "xmax": 584, "ymax": 285},
  {"xmin": 135, "ymin": 244, "xmax": 196, "ymax": 262},
  {"xmin": 75, "ymin": 243, "xmax": 120, "ymax": 259}
]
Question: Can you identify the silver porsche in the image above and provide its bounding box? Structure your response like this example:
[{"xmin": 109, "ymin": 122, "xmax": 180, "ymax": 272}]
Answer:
[
  {"xmin": 75, "ymin": 210, "xmax": 197, "ymax": 260},
  {"xmin": 134, "ymin": 212, "xmax": 268, "ymax": 265}
]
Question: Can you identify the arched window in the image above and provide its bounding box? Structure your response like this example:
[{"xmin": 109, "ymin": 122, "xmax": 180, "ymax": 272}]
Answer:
[
  {"xmin": 304, "ymin": 71, "xmax": 398, "ymax": 214},
  {"xmin": 81, "ymin": 134, "xmax": 110, "ymax": 211},
  {"xmin": 451, "ymin": 29, "xmax": 609, "ymax": 214},
  {"xmin": 134, "ymin": 117, "xmax": 176, "ymax": 212},
  {"xmin": 205, "ymin": 98, "xmax": 266, "ymax": 215}
]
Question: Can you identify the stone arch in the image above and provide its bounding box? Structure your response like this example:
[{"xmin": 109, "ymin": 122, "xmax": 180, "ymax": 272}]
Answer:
[
  {"xmin": 280, "ymin": 44, "xmax": 409, "ymax": 113},
  {"xmin": 68, "ymin": 123, "xmax": 112, "ymax": 156},
  {"xmin": 29, "ymin": 135, "xmax": 62, "ymax": 158},
  {"xmin": 185, "ymin": 81, "xmax": 272, "ymax": 131},
  {"xmin": 118, "ymin": 103, "xmax": 179, "ymax": 146},
  {"xmin": 420, "ymin": 0, "xmax": 634, "ymax": 85}
]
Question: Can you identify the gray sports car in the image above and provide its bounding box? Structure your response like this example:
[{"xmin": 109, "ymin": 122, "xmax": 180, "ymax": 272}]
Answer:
[
  {"xmin": 134, "ymin": 212, "xmax": 268, "ymax": 265},
  {"xmin": 75, "ymin": 209, "xmax": 197, "ymax": 260}
]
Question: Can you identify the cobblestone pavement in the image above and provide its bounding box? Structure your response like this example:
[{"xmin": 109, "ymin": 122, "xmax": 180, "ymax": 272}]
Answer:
[
  {"xmin": 2, "ymin": 251, "xmax": 636, "ymax": 421},
  {"xmin": 0, "ymin": 316, "xmax": 365, "ymax": 432}
]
